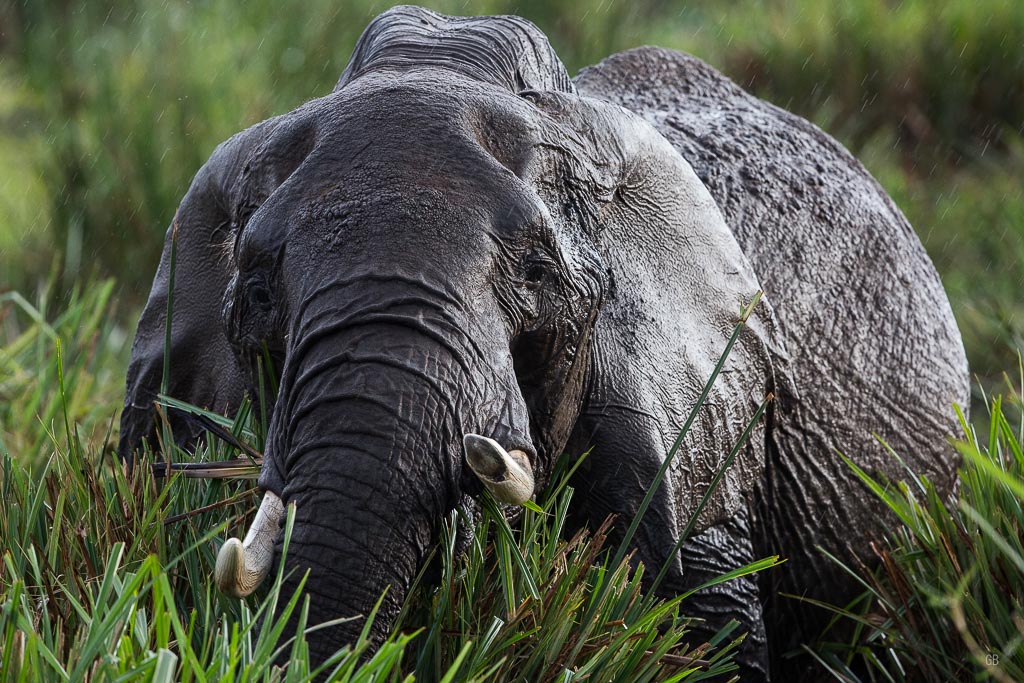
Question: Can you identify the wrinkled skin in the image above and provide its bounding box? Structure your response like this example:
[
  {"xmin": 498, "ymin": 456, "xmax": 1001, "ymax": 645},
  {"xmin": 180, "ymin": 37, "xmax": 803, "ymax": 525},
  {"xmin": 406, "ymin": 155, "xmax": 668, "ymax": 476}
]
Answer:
[{"xmin": 120, "ymin": 7, "xmax": 969, "ymax": 679}]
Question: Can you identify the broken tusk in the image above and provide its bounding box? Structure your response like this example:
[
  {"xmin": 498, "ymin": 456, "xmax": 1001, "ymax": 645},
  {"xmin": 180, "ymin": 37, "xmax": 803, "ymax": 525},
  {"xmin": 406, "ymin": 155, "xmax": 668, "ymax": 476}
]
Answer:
[
  {"xmin": 464, "ymin": 433, "xmax": 535, "ymax": 505},
  {"xmin": 215, "ymin": 490, "xmax": 284, "ymax": 598}
]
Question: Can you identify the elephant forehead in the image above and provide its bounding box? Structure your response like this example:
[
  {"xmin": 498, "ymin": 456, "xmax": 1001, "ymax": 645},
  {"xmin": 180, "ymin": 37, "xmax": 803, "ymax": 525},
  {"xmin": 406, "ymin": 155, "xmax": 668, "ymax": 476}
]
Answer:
[
  {"xmin": 305, "ymin": 89, "xmax": 541, "ymax": 201},
  {"xmin": 231, "ymin": 76, "xmax": 553, "ymax": 265},
  {"xmin": 287, "ymin": 182, "xmax": 529, "ymax": 262},
  {"xmin": 228, "ymin": 70, "xmax": 549, "ymax": 203},
  {"xmin": 325, "ymin": 72, "xmax": 526, "ymax": 136},
  {"xmin": 270, "ymin": 79, "xmax": 530, "ymax": 181}
]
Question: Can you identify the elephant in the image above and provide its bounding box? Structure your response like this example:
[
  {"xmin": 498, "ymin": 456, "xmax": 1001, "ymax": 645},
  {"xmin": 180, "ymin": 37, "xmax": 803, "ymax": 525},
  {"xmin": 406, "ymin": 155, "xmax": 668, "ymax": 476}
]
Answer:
[{"xmin": 119, "ymin": 6, "xmax": 969, "ymax": 679}]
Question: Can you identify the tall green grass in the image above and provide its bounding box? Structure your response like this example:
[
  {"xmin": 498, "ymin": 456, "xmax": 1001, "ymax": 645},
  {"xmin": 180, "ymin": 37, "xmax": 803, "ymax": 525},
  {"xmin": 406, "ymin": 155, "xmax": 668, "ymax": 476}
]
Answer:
[
  {"xmin": 0, "ymin": 278, "xmax": 128, "ymax": 461},
  {"xmin": 808, "ymin": 384, "xmax": 1024, "ymax": 681},
  {"xmin": 0, "ymin": 280, "xmax": 781, "ymax": 680},
  {"xmin": 0, "ymin": 395, "xmax": 760, "ymax": 680},
  {"xmin": 0, "ymin": 431, "xmax": 754, "ymax": 681}
]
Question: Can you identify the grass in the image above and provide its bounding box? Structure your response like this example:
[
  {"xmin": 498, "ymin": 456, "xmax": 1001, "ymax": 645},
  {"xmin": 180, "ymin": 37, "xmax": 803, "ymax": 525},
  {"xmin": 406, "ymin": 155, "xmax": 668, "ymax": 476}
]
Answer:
[
  {"xmin": 0, "ymin": 281, "xmax": 784, "ymax": 680},
  {"xmin": 2, "ymin": 264, "xmax": 1021, "ymax": 683},
  {"xmin": 0, "ymin": 278, "xmax": 128, "ymax": 461},
  {"xmin": 804, "ymin": 387, "xmax": 1024, "ymax": 681},
  {"xmin": 671, "ymin": 0, "xmax": 1024, "ymax": 160}
]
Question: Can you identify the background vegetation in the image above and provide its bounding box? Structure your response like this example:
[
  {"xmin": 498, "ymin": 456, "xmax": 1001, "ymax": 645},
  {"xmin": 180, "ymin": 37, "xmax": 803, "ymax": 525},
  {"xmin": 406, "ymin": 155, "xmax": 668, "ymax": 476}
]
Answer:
[
  {"xmin": 2, "ymin": 0, "xmax": 1023, "ymax": 389},
  {"xmin": 1, "ymin": 0, "xmax": 1023, "ymax": 680}
]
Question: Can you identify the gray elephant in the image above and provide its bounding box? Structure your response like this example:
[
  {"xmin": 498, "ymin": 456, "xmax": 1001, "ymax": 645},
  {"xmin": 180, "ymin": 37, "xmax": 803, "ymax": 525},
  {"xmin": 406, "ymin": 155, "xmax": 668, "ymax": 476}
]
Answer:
[{"xmin": 119, "ymin": 6, "xmax": 968, "ymax": 679}]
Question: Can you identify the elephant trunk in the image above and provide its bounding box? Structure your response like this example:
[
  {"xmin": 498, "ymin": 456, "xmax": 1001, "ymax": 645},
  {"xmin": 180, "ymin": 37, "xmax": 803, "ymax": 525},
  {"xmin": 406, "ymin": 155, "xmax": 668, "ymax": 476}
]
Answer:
[{"xmin": 236, "ymin": 283, "xmax": 535, "ymax": 658}]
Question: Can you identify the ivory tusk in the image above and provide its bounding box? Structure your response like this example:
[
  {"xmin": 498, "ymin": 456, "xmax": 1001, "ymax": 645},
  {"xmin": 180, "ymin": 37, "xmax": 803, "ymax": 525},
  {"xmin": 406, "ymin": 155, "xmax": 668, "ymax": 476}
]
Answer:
[
  {"xmin": 215, "ymin": 490, "xmax": 284, "ymax": 598},
  {"xmin": 464, "ymin": 433, "xmax": 535, "ymax": 505}
]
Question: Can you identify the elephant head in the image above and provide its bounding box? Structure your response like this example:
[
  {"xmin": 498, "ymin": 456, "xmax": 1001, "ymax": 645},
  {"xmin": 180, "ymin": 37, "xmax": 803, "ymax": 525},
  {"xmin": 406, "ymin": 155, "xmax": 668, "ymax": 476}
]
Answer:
[{"xmin": 121, "ymin": 6, "xmax": 774, "ymax": 663}]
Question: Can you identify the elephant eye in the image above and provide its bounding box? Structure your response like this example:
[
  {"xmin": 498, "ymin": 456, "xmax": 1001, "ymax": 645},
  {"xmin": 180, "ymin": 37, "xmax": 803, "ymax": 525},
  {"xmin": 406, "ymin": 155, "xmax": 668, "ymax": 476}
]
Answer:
[
  {"xmin": 247, "ymin": 276, "xmax": 274, "ymax": 310},
  {"xmin": 522, "ymin": 253, "xmax": 551, "ymax": 288},
  {"xmin": 252, "ymin": 285, "xmax": 271, "ymax": 306}
]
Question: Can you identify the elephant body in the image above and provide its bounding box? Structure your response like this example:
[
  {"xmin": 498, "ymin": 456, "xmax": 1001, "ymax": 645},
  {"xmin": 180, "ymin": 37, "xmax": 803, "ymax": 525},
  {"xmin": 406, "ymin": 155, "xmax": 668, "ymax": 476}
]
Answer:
[
  {"xmin": 120, "ymin": 8, "xmax": 968, "ymax": 679},
  {"xmin": 572, "ymin": 48, "xmax": 969, "ymax": 674}
]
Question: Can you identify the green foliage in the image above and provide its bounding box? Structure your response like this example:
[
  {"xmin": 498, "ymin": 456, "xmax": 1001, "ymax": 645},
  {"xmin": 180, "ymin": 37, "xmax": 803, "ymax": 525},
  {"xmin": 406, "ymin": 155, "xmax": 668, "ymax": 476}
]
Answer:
[
  {"xmin": 0, "ymin": 279, "xmax": 129, "ymax": 460},
  {"xmin": 4, "ymin": 0, "xmax": 373, "ymax": 292},
  {"xmin": 867, "ymin": 144, "xmax": 1024, "ymax": 392},
  {"xmin": 0, "ymin": 445, "xmax": 425, "ymax": 681},
  {"xmin": 397, "ymin": 478, "xmax": 764, "ymax": 681},
  {"xmin": 676, "ymin": 0, "xmax": 1024, "ymax": 159},
  {"xmin": 809, "ymin": 389, "xmax": 1024, "ymax": 681},
  {"xmin": 0, "ymin": 435, "xmax": 742, "ymax": 680}
]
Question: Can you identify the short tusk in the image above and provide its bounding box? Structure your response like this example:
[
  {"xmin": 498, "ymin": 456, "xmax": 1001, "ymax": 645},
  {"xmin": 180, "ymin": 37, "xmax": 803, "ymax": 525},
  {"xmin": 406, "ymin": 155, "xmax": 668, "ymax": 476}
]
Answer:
[
  {"xmin": 215, "ymin": 490, "xmax": 284, "ymax": 598},
  {"xmin": 464, "ymin": 434, "xmax": 535, "ymax": 505}
]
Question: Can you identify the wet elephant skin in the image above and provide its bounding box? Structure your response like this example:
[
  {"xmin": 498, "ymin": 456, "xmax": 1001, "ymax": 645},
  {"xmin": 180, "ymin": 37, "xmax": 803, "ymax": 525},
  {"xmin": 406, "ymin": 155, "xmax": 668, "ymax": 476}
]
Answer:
[{"xmin": 119, "ymin": 6, "xmax": 969, "ymax": 680}]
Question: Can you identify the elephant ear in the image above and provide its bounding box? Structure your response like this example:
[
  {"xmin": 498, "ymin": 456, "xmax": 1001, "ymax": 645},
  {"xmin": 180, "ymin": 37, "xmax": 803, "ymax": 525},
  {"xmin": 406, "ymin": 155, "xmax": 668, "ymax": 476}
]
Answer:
[
  {"xmin": 118, "ymin": 118, "xmax": 288, "ymax": 462},
  {"xmin": 527, "ymin": 92, "xmax": 785, "ymax": 566},
  {"xmin": 335, "ymin": 5, "xmax": 575, "ymax": 95}
]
